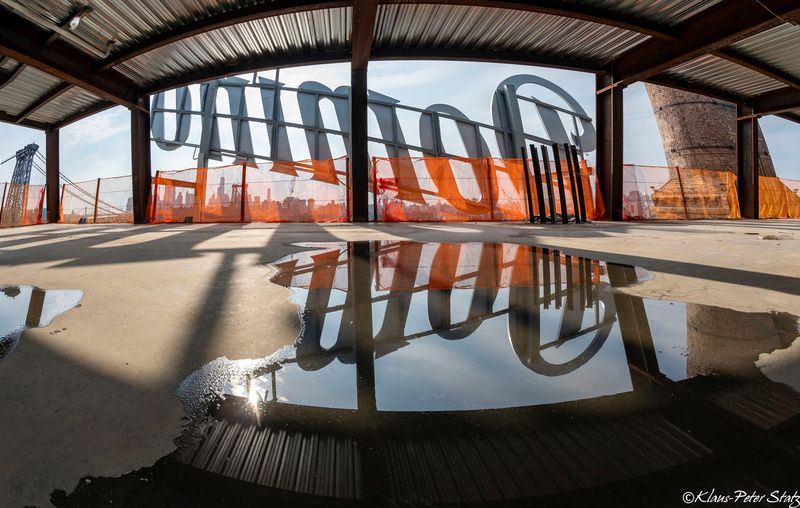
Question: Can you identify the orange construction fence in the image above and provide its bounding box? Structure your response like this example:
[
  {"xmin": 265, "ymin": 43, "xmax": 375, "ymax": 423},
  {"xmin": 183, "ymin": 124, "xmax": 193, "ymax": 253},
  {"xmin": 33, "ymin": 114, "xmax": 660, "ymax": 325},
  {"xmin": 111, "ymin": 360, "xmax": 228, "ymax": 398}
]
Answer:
[
  {"xmin": 3, "ymin": 158, "xmax": 797, "ymax": 229},
  {"xmin": 620, "ymin": 165, "xmax": 741, "ymax": 220},
  {"xmin": 150, "ymin": 158, "xmax": 350, "ymax": 223},
  {"xmin": 759, "ymin": 176, "xmax": 800, "ymax": 219},
  {"xmin": 372, "ymin": 157, "xmax": 598, "ymax": 222},
  {"xmin": 0, "ymin": 183, "xmax": 45, "ymax": 228}
]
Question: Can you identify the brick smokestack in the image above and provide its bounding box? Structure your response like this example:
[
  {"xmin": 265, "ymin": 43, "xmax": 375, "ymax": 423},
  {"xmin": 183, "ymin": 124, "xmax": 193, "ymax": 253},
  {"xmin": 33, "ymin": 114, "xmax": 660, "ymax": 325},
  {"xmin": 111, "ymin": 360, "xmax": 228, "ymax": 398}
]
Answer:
[{"xmin": 645, "ymin": 84, "xmax": 776, "ymax": 176}]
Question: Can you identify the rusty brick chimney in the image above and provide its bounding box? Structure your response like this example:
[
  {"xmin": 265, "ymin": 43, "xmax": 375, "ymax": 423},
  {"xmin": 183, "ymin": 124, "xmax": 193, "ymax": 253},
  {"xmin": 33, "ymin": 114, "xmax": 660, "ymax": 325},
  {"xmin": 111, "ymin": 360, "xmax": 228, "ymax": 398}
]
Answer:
[{"xmin": 645, "ymin": 84, "xmax": 776, "ymax": 177}]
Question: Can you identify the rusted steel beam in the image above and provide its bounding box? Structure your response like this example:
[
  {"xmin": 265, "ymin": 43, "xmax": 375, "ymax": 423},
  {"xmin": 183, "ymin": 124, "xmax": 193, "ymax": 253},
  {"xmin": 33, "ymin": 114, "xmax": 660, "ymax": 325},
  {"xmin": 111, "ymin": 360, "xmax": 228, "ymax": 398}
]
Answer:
[
  {"xmin": 45, "ymin": 128, "xmax": 60, "ymax": 223},
  {"xmin": 131, "ymin": 97, "xmax": 152, "ymax": 224},
  {"xmin": 736, "ymin": 104, "xmax": 759, "ymax": 219},
  {"xmin": 595, "ymin": 74, "xmax": 623, "ymax": 221},
  {"xmin": 752, "ymin": 86, "xmax": 800, "ymax": 116},
  {"xmin": 352, "ymin": 0, "xmax": 379, "ymax": 71}
]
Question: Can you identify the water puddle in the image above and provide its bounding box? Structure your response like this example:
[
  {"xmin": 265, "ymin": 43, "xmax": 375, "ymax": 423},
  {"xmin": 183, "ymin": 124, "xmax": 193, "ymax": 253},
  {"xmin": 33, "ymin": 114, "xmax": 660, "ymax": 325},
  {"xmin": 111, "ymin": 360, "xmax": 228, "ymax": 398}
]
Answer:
[
  {"xmin": 55, "ymin": 241, "xmax": 800, "ymax": 505},
  {"xmin": 177, "ymin": 241, "xmax": 799, "ymax": 416},
  {"xmin": 0, "ymin": 285, "xmax": 83, "ymax": 363}
]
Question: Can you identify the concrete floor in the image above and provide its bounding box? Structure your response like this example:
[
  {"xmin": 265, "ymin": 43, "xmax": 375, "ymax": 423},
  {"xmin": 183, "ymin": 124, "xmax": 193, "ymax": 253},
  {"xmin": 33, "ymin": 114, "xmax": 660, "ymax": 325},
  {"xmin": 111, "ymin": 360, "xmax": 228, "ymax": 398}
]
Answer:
[{"xmin": 0, "ymin": 219, "xmax": 798, "ymax": 507}]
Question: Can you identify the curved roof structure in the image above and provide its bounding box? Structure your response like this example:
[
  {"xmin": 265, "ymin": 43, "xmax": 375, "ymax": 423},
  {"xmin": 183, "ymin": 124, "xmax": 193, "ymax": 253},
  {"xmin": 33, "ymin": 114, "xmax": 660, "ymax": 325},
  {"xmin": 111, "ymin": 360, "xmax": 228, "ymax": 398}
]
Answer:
[{"xmin": 0, "ymin": 0, "xmax": 799, "ymax": 130}]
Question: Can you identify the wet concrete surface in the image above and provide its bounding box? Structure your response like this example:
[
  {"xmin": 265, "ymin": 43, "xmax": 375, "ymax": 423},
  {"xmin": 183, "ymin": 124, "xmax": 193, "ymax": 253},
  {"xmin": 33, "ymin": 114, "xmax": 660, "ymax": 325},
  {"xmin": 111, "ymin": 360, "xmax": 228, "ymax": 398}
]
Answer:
[
  {"xmin": 51, "ymin": 240, "xmax": 800, "ymax": 507},
  {"xmin": 0, "ymin": 221, "xmax": 799, "ymax": 506}
]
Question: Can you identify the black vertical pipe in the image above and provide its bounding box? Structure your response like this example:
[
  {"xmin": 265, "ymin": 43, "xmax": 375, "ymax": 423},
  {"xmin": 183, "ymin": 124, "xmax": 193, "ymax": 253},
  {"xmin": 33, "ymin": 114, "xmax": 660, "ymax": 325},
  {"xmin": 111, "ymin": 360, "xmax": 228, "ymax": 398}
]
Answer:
[
  {"xmin": 531, "ymin": 246, "xmax": 540, "ymax": 306},
  {"xmin": 563, "ymin": 143, "xmax": 581, "ymax": 223},
  {"xmin": 577, "ymin": 255, "xmax": 586, "ymax": 310},
  {"xmin": 541, "ymin": 248, "xmax": 551, "ymax": 309},
  {"xmin": 584, "ymin": 258, "xmax": 594, "ymax": 308},
  {"xmin": 565, "ymin": 254, "xmax": 574, "ymax": 311},
  {"xmin": 551, "ymin": 144, "xmax": 569, "ymax": 224},
  {"xmin": 553, "ymin": 250, "xmax": 562, "ymax": 309},
  {"xmin": 520, "ymin": 146, "xmax": 535, "ymax": 223},
  {"xmin": 540, "ymin": 146, "xmax": 557, "ymax": 224},
  {"xmin": 570, "ymin": 145, "xmax": 588, "ymax": 223},
  {"xmin": 529, "ymin": 144, "xmax": 547, "ymax": 223}
]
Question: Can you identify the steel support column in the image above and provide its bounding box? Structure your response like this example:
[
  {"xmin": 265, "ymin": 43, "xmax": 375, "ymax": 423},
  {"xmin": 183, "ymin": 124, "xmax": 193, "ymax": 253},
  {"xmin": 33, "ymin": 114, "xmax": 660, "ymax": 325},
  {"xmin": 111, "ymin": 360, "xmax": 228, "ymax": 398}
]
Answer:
[
  {"xmin": 349, "ymin": 0, "xmax": 377, "ymax": 222},
  {"xmin": 596, "ymin": 75, "xmax": 623, "ymax": 221},
  {"xmin": 736, "ymin": 104, "xmax": 759, "ymax": 219},
  {"xmin": 131, "ymin": 96, "xmax": 152, "ymax": 224},
  {"xmin": 45, "ymin": 128, "xmax": 60, "ymax": 223},
  {"xmin": 350, "ymin": 69, "xmax": 369, "ymax": 222}
]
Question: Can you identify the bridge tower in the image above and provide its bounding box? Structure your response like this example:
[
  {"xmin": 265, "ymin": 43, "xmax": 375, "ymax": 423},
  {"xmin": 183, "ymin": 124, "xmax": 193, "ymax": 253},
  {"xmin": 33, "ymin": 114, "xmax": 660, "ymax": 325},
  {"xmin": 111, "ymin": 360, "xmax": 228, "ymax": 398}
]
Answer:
[{"xmin": 1, "ymin": 143, "xmax": 39, "ymax": 227}]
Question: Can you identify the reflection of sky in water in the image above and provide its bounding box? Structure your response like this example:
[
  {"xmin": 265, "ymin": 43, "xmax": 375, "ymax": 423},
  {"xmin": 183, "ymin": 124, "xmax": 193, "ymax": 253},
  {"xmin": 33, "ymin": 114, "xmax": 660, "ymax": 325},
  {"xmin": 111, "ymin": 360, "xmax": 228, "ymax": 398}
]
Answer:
[
  {"xmin": 0, "ymin": 286, "xmax": 83, "ymax": 337},
  {"xmin": 646, "ymin": 300, "xmax": 689, "ymax": 382},
  {"xmin": 374, "ymin": 287, "xmax": 632, "ymax": 411},
  {"xmin": 0, "ymin": 286, "xmax": 36, "ymax": 339},
  {"xmin": 251, "ymin": 242, "xmax": 800, "ymax": 416},
  {"xmin": 40, "ymin": 290, "xmax": 84, "ymax": 326},
  {"xmin": 0, "ymin": 285, "xmax": 83, "ymax": 363},
  {"xmin": 274, "ymin": 284, "xmax": 635, "ymax": 411},
  {"xmin": 275, "ymin": 358, "xmax": 357, "ymax": 409}
]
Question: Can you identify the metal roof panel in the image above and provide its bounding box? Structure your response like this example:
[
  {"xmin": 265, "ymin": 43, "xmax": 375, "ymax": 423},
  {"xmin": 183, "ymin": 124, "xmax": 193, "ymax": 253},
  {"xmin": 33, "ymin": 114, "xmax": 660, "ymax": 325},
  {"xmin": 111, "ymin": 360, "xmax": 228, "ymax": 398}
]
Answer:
[
  {"xmin": 26, "ymin": 87, "xmax": 103, "ymax": 124},
  {"xmin": 374, "ymin": 4, "xmax": 649, "ymax": 64},
  {"xmin": 114, "ymin": 7, "xmax": 351, "ymax": 86},
  {"xmin": 666, "ymin": 54, "xmax": 787, "ymax": 97},
  {"xmin": 0, "ymin": 65, "xmax": 63, "ymax": 116}
]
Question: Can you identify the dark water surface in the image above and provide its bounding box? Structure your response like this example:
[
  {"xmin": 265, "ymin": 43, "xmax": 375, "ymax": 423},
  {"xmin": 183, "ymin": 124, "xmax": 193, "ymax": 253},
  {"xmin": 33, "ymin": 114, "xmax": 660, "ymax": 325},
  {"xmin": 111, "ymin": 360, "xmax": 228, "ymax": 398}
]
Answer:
[{"xmin": 54, "ymin": 241, "xmax": 800, "ymax": 507}]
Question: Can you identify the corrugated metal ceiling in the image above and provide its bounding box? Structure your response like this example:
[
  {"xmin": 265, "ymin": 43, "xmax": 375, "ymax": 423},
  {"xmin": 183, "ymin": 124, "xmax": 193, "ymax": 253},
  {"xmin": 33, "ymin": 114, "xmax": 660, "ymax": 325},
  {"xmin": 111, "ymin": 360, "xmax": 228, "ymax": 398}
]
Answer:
[
  {"xmin": 666, "ymin": 54, "xmax": 787, "ymax": 97},
  {"xmin": 0, "ymin": 0, "xmax": 263, "ymax": 59},
  {"xmin": 374, "ymin": 4, "xmax": 648, "ymax": 64},
  {"xmin": 0, "ymin": 0, "xmax": 797, "ymax": 127},
  {"xmin": 0, "ymin": 66, "xmax": 62, "ymax": 116},
  {"xmin": 27, "ymin": 87, "xmax": 102, "ymax": 124},
  {"xmin": 731, "ymin": 22, "xmax": 800, "ymax": 82},
  {"xmin": 115, "ymin": 7, "xmax": 351, "ymax": 86},
  {"xmin": 564, "ymin": 0, "xmax": 724, "ymax": 26}
]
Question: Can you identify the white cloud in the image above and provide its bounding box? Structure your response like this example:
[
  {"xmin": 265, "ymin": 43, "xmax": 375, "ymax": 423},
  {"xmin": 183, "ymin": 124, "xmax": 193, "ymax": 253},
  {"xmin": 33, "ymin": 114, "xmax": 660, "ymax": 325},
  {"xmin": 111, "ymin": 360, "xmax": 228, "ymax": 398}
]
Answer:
[{"xmin": 62, "ymin": 107, "xmax": 130, "ymax": 144}]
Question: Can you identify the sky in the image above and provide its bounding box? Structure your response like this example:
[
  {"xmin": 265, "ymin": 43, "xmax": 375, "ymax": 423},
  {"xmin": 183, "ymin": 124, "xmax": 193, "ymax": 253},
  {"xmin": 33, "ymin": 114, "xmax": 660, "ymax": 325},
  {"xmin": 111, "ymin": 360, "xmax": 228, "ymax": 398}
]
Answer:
[{"xmin": 1, "ymin": 60, "xmax": 798, "ymax": 185}]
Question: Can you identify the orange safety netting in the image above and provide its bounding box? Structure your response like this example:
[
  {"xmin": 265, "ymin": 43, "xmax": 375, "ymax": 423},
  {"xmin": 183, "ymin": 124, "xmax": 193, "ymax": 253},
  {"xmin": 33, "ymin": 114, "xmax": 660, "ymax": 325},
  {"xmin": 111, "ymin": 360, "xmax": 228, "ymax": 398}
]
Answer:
[
  {"xmin": 0, "ymin": 183, "xmax": 45, "ymax": 227},
  {"xmin": 60, "ymin": 176, "xmax": 134, "ymax": 224},
  {"xmin": 372, "ymin": 157, "xmax": 597, "ymax": 222},
  {"xmin": 759, "ymin": 176, "xmax": 800, "ymax": 219},
  {"xmin": 621, "ymin": 165, "xmax": 740, "ymax": 220},
  {"xmin": 150, "ymin": 158, "xmax": 350, "ymax": 223}
]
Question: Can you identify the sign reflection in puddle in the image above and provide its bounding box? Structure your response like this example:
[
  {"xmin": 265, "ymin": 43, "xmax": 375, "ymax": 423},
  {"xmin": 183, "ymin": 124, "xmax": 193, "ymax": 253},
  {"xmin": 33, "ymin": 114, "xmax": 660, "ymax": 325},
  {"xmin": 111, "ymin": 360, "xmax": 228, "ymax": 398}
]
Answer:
[{"xmin": 184, "ymin": 241, "xmax": 799, "ymax": 416}]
